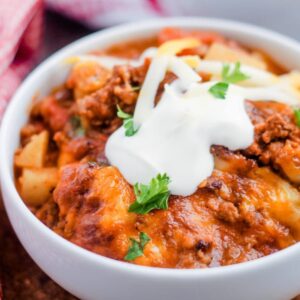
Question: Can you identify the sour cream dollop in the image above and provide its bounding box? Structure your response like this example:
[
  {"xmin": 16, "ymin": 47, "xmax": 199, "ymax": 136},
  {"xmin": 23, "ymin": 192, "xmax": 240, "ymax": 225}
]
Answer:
[{"xmin": 105, "ymin": 79, "xmax": 254, "ymax": 196}]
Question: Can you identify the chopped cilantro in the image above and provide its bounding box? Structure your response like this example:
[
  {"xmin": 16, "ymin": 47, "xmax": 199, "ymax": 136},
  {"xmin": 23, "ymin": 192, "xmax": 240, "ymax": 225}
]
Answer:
[
  {"xmin": 222, "ymin": 62, "xmax": 250, "ymax": 83},
  {"xmin": 117, "ymin": 105, "xmax": 138, "ymax": 137},
  {"xmin": 129, "ymin": 173, "xmax": 171, "ymax": 214},
  {"xmin": 124, "ymin": 232, "xmax": 151, "ymax": 261},
  {"xmin": 294, "ymin": 108, "xmax": 300, "ymax": 127},
  {"xmin": 209, "ymin": 82, "xmax": 229, "ymax": 99},
  {"xmin": 70, "ymin": 115, "xmax": 85, "ymax": 137},
  {"xmin": 131, "ymin": 86, "xmax": 140, "ymax": 92}
]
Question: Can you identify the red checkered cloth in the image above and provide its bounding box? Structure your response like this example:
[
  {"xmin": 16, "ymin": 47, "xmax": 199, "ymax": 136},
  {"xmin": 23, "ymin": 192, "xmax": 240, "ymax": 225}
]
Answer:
[
  {"xmin": 0, "ymin": 0, "xmax": 43, "ymax": 118},
  {"xmin": 0, "ymin": 0, "xmax": 171, "ymax": 119},
  {"xmin": 46, "ymin": 0, "xmax": 165, "ymax": 27}
]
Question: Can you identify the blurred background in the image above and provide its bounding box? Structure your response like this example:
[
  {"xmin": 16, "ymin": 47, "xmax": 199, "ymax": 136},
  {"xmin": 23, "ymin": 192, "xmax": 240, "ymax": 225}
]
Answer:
[
  {"xmin": 43, "ymin": 0, "xmax": 299, "ymax": 58},
  {"xmin": 0, "ymin": 0, "xmax": 299, "ymax": 299}
]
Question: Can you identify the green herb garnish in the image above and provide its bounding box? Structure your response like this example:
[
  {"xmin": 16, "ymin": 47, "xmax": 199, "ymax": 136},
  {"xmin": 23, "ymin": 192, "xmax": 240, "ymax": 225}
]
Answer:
[
  {"xmin": 125, "ymin": 232, "xmax": 151, "ymax": 261},
  {"xmin": 222, "ymin": 62, "xmax": 250, "ymax": 83},
  {"xmin": 117, "ymin": 105, "xmax": 138, "ymax": 137},
  {"xmin": 70, "ymin": 115, "xmax": 85, "ymax": 137},
  {"xmin": 208, "ymin": 82, "xmax": 229, "ymax": 99},
  {"xmin": 129, "ymin": 173, "xmax": 171, "ymax": 214},
  {"xmin": 131, "ymin": 86, "xmax": 140, "ymax": 92},
  {"xmin": 209, "ymin": 62, "xmax": 250, "ymax": 99},
  {"xmin": 294, "ymin": 108, "xmax": 300, "ymax": 127}
]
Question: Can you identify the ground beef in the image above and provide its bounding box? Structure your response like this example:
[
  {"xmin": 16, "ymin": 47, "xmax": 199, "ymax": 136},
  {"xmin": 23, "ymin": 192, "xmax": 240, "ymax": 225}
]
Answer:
[
  {"xmin": 76, "ymin": 60, "xmax": 150, "ymax": 128},
  {"xmin": 38, "ymin": 97, "xmax": 71, "ymax": 133},
  {"xmin": 244, "ymin": 100, "xmax": 300, "ymax": 184}
]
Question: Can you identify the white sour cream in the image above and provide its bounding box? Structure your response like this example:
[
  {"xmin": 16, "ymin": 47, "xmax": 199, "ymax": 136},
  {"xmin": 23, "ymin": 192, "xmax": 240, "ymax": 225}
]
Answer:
[{"xmin": 105, "ymin": 80, "xmax": 254, "ymax": 196}]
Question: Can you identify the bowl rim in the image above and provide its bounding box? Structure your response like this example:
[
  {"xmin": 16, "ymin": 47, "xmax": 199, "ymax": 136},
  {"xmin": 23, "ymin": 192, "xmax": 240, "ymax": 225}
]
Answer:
[{"xmin": 2, "ymin": 16, "xmax": 300, "ymax": 279}]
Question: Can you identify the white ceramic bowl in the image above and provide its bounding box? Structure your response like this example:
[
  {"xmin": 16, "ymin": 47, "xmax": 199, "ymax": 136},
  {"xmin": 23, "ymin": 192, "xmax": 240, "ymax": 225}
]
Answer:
[{"xmin": 1, "ymin": 18, "xmax": 300, "ymax": 300}]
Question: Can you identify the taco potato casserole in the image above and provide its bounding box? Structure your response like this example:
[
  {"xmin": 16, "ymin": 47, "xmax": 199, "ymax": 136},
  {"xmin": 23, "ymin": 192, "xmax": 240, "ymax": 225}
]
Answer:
[{"xmin": 14, "ymin": 28, "xmax": 300, "ymax": 268}]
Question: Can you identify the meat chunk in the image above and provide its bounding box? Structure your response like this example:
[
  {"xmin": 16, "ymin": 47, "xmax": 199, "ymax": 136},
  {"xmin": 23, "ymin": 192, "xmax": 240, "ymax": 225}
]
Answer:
[
  {"xmin": 76, "ymin": 61, "xmax": 149, "ymax": 128},
  {"xmin": 32, "ymin": 96, "xmax": 70, "ymax": 132},
  {"xmin": 244, "ymin": 100, "xmax": 300, "ymax": 184},
  {"xmin": 67, "ymin": 61, "xmax": 111, "ymax": 99},
  {"xmin": 53, "ymin": 164, "xmax": 136, "ymax": 259},
  {"xmin": 54, "ymin": 131, "xmax": 107, "ymax": 167}
]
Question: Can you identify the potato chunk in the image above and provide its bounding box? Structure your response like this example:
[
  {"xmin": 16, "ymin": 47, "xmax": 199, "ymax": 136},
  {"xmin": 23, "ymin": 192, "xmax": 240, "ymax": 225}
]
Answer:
[
  {"xmin": 67, "ymin": 61, "xmax": 111, "ymax": 99},
  {"xmin": 19, "ymin": 167, "xmax": 58, "ymax": 206},
  {"xmin": 251, "ymin": 167, "xmax": 300, "ymax": 239},
  {"xmin": 205, "ymin": 43, "xmax": 267, "ymax": 69},
  {"xmin": 15, "ymin": 131, "xmax": 49, "ymax": 168}
]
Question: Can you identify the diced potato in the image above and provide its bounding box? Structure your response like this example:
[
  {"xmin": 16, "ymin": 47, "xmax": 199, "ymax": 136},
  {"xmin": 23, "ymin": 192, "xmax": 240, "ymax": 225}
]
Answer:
[
  {"xmin": 19, "ymin": 167, "xmax": 58, "ymax": 206},
  {"xmin": 253, "ymin": 168, "xmax": 300, "ymax": 239},
  {"xmin": 272, "ymin": 141, "xmax": 300, "ymax": 185},
  {"xmin": 15, "ymin": 131, "xmax": 49, "ymax": 168},
  {"xmin": 280, "ymin": 71, "xmax": 300, "ymax": 93},
  {"xmin": 67, "ymin": 61, "xmax": 111, "ymax": 99},
  {"xmin": 204, "ymin": 43, "xmax": 267, "ymax": 70}
]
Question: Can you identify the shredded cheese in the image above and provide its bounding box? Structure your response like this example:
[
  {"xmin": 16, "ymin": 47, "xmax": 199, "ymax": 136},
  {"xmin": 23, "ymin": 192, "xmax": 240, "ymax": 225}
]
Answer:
[
  {"xmin": 133, "ymin": 56, "xmax": 169, "ymax": 126},
  {"xmin": 157, "ymin": 38, "xmax": 200, "ymax": 56},
  {"xmin": 197, "ymin": 60, "xmax": 278, "ymax": 86}
]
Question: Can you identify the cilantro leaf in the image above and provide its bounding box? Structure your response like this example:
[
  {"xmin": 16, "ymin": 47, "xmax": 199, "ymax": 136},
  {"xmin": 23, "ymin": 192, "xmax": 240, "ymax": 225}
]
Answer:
[
  {"xmin": 124, "ymin": 232, "xmax": 151, "ymax": 261},
  {"xmin": 70, "ymin": 115, "xmax": 85, "ymax": 137},
  {"xmin": 222, "ymin": 62, "xmax": 250, "ymax": 83},
  {"xmin": 117, "ymin": 106, "xmax": 132, "ymax": 119},
  {"xmin": 128, "ymin": 173, "xmax": 171, "ymax": 214},
  {"xmin": 131, "ymin": 86, "xmax": 140, "ymax": 92},
  {"xmin": 209, "ymin": 82, "xmax": 229, "ymax": 99},
  {"xmin": 124, "ymin": 239, "xmax": 143, "ymax": 261},
  {"xmin": 123, "ymin": 118, "xmax": 137, "ymax": 137},
  {"xmin": 117, "ymin": 105, "xmax": 138, "ymax": 137},
  {"xmin": 294, "ymin": 108, "xmax": 300, "ymax": 127},
  {"xmin": 139, "ymin": 232, "xmax": 151, "ymax": 248}
]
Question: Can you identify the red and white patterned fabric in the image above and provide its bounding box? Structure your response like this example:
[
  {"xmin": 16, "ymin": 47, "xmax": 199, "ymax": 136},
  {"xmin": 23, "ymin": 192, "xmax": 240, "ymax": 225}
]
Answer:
[
  {"xmin": 0, "ymin": 0, "xmax": 174, "ymax": 119},
  {"xmin": 0, "ymin": 0, "xmax": 43, "ymax": 118},
  {"xmin": 46, "ymin": 0, "xmax": 166, "ymax": 27}
]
